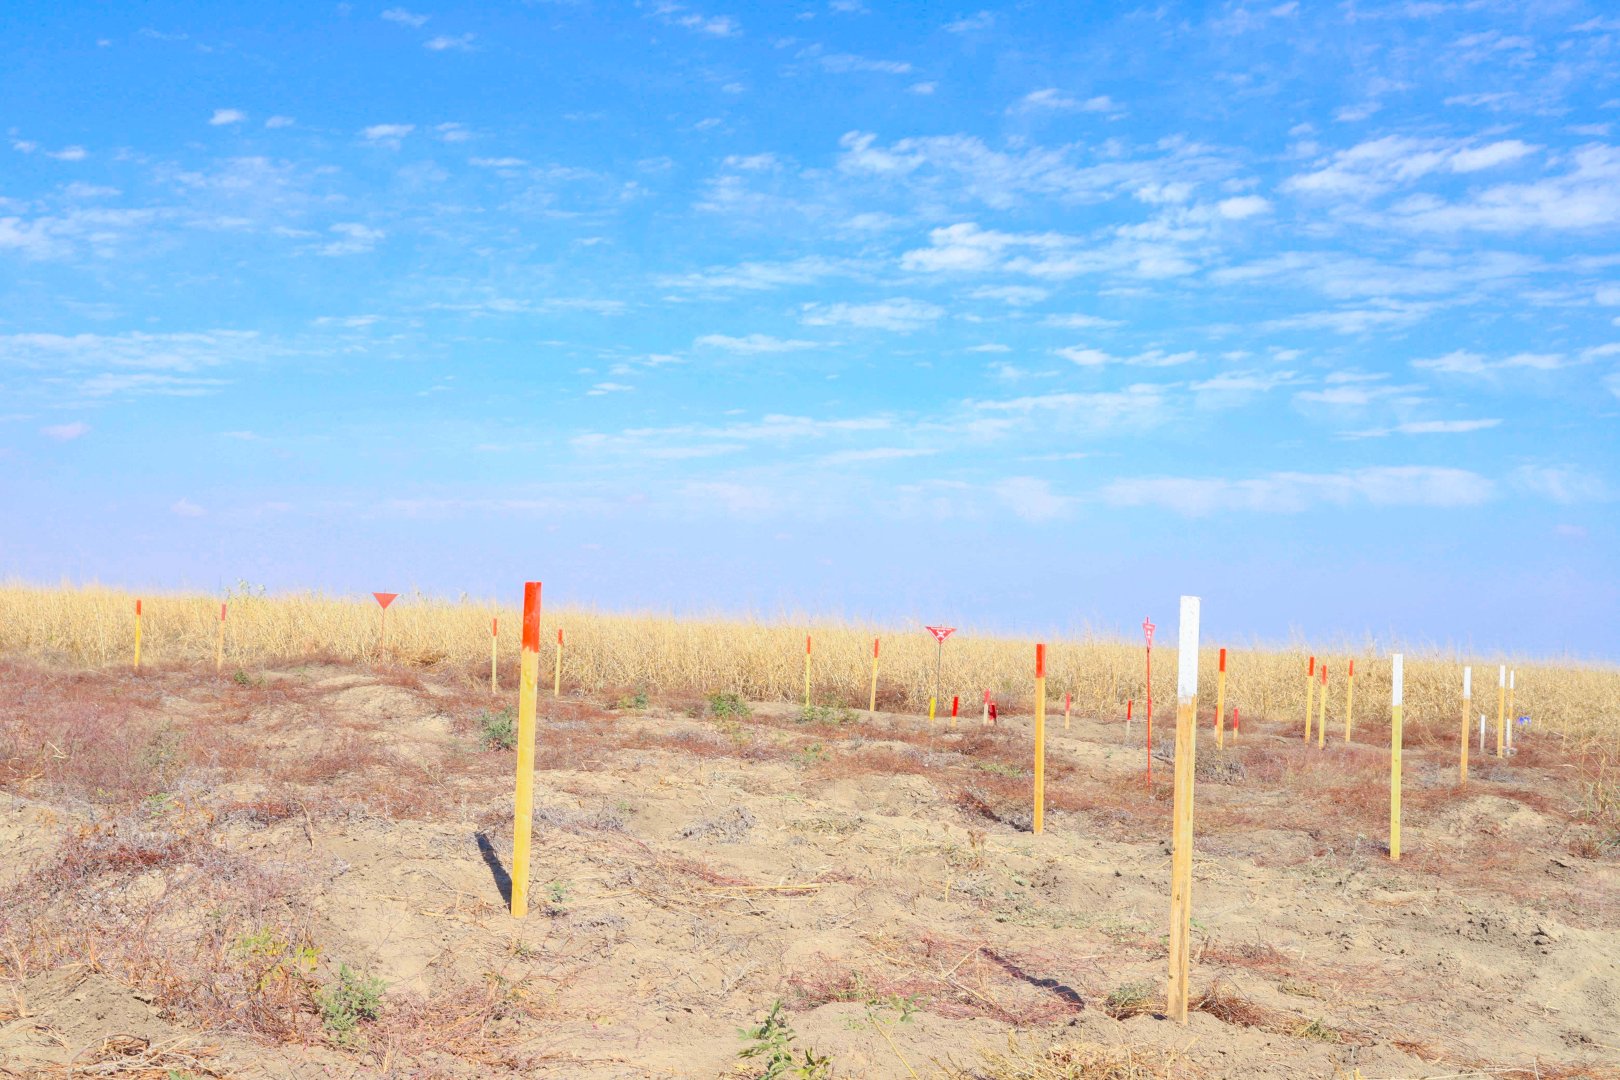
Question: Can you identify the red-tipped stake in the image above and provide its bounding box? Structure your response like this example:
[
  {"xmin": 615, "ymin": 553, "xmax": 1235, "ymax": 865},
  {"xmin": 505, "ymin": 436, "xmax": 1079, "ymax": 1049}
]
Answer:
[
  {"xmin": 982, "ymin": 688, "xmax": 990, "ymax": 727},
  {"xmin": 1033, "ymin": 643, "xmax": 1047, "ymax": 835}
]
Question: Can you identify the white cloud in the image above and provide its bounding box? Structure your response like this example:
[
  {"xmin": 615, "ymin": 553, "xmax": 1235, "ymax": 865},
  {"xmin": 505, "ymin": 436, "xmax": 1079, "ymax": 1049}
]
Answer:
[
  {"xmin": 1100, "ymin": 466, "xmax": 1495, "ymax": 516},
  {"xmin": 1509, "ymin": 465, "xmax": 1608, "ymax": 504},
  {"xmin": 45, "ymin": 146, "xmax": 87, "ymax": 161},
  {"xmin": 653, "ymin": 3, "xmax": 740, "ymax": 36},
  {"xmin": 41, "ymin": 421, "xmax": 90, "ymax": 441},
  {"xmin": 381, "ymin": 8, "xmax": 430, "ymax": 27},
  {"xmin": 967, "ymin": 284, "xmax": 1049, "ymax": 306},
  {"xmin": 1055, "ymin": 346, "xmax": 1197, "ymax": 367},
  {"xmin": 209, "ymin": 108, "xmax": 247, "ymax": 126},
  {"xmin": 694, "ymin": 333, "xmax": 822, "ymax": 353},
  {"xmin": 1043, "ymin": 313, "xmax": 1120, "ymax": 329},
  {"xmin": 1348, "ymin": 418, "xmax": 1502, "ymax": 437},
  {"xmin": 1216, "ymin": 195, "xmax": 1271, "ymax": 219},
  {"xmin": 910, "ymin": 81, "xmax": 936, "ymax": 95},
  {"xmin": 361, "ymin": 123, "xmax": 415, "ymax": 146},
  {"xmin": 1265, "ymin": 301, "xmax": 1435, "ymax": 334},
  {"xmin": 1283, "ymin": 136, "xmax": 1537, "ymax": 199},
  {"xmin": 470, "ymin": 157, "xmax": 527, "ymax": 168},
  {"xmin": 264, "ymin": 115, "xmax": 295, "ymax": 129},
  {"xmin": 1390, "ymin": 145, "xmax": 1620, "ymax": 232},
  {"xmin": 1012, "ymin": 89, "xmax": 1120, "ymax": 115},
  {"xmin": 817, "ymin": 54, "xmax": 912, "ymax": 74},
  {"xmin": 658, "ymin": 255, "xmax": 864, "ymax": 293},
  {"xmin": 586, "ymin": 382, "xmax": 634, "ymax": 396},
  {"xmin": 819, "ymin": 447, "xmax": 938, "ymax": 466},
  {"xmin": 800, "ymin": 298, "xmax": 943, "ymax": 331},
  {"xmin": 425, "ymin": 33, "xmax": 475, "ymax": 51},
  {"xmin": 171, "ymin": 498, "xmax": 207, "ymax": 518},
  {"xmin": 319, "ymin": 222, "xmax": 385, "ymax": 256},
  {"xmin": 1412, "ymin": 350, "xmax": 1586, "ymax": 376}
]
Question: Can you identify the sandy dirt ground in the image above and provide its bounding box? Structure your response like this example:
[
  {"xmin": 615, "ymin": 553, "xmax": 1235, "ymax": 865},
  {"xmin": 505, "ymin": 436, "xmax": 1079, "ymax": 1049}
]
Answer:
[{"xmin": 1, "ymin": 660, "xmax": 1617, "ymax": 1078}]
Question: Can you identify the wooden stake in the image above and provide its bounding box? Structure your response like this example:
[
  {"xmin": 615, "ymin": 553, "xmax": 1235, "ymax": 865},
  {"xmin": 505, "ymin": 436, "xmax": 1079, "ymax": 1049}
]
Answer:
[
  {"xmin": 981, "ymin": 688, "xmax": 989, "ymax": 727},
  {"xmin": 1507, "ymin": 670, "xmax": 1516, "ymax": 752},
  {"xmin": 1033, "ymin": 643, "xmax": 1046, "ymax": 836},
  {"xmin": 133, "ymin": 599, "xmax": 142, "ymax": 671},
  {"xmin": 216, "ymin": 602, "xmax": 226, "ymax": 674},
  {"xmin": 1126, "ymin": 698, "xmax": 1133, "ymax": 740},
  {"xmin": 804, "ymin": 635, "xmax": 812, "ymax": 708},
  {"xmin": 1496, "ymin": 665, "xmax": 1505, "ymax": 758},
  {"xmin": 929, "ymin": 697, "xmax": 936, "ymax": 724},
  {"xmin": 1064, "ymin": 692, "xmax": 1071, "ymax": 731},
  {"xmin": 553, "ymin": 627, "xmax": 563, "ymax": 699},
  {"xmin": 1232, "ymin": 705, "xmax": 1240, "ymax": 740},
  {"xmin": 511, "ymin": 581, "xmax": 542, "ymax": 917},
  {"xmin": 490, "ymin": 617, "xmax": 499, "ymax": 695},
  {"xmin": 1317, "ymin": 662, "xmax": 1327, "ymax": 749},
  {"xmin": 1390, "ymin": 653, "xmax": 1403, "ymax": 862},
  {"xmin": 1460, "ymin": 666, "xmax": 1471, "ymax": 785},
  {"xmin": 869, "ymin": 638, "xmax": 879, "ymax": 714},
  {"xmin": 952, "ymin": 695, "xmax": 959, "ymax": 723},
  {"xmin": 1344, "ymin": 659, "xmax": 1356, "ymax": 742},
  {"xmin": 1304, "ymin": 655, "xmax": 1315, "ymax": 743},
  {"xmin": 1215, "ymin": 648, "xmax": 1227, "ymax": 749},
  {"xmin": 1166, "ymin": 595, "xmax": 1201, "ymax": 1024}
]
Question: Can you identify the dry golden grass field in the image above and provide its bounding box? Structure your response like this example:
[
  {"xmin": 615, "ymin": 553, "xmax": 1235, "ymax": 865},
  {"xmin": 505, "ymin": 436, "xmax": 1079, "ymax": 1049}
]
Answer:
[{"xmin": 2, "ymin": 584, "xmax": 1619, "ymax": 1078}]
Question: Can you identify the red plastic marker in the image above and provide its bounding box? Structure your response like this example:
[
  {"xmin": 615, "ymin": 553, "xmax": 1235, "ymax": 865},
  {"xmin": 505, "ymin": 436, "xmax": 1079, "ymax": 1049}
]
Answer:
[
  {"xmin": 1234, "ymin": 706, "xmax": 1241, "ymax": 734},
  {"xmin": 136, "ymin": 599, "xmax": 142, "ymax": 616},
  {"xmin": 951, "ymin": 695, "xmax": 959, "ymax": 718},
  {"xmin": 1219, "ymin": 647, "xmax": 1226, "ymax": 672},
  {"xmin": 221, "ymin": 602, "xmax": 227, "ymax": 621},
  {"xmin": 373, "ymin": 592, "xmax": 397, "ymax": 609}
]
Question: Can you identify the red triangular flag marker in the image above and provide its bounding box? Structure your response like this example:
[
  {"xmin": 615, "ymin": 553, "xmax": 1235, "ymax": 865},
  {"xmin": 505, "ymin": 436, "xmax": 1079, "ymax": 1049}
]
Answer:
[{"xmin": 372, "ymin": 592, "xmax": 398, "ymax": 609}]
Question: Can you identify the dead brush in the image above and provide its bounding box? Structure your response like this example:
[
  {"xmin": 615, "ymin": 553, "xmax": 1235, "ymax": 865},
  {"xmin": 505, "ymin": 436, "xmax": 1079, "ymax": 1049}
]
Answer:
[{"xmin": 937, "ymin": 1035, "xmax": 1193, "ymax": 1080}]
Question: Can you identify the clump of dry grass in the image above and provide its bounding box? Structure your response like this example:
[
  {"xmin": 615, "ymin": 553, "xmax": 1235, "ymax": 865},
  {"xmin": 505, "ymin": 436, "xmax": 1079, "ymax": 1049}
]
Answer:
[
  {"xmin": 3, "ymin": 583, "xmax": 1617, "ymax": 741},
  {"xmin": 937, "ymin": 1035, "xmax": 1194, "ymax": 1079}
]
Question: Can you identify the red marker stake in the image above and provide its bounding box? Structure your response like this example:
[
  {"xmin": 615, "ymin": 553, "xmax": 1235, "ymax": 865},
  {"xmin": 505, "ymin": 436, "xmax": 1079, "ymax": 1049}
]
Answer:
[
  {"xmin": 982, "ymin": 688, "xmax": 991, "ymax": 727},
  {"xmin": 1233, "ymin": 705, "xmax": 1240, "ymax": 740},
  {"xmin": 1126, "ymin": 698, "xmax": 1133, "ymax": 739},
  {"xmin": 1064, "ymin": 692, "xmax": 1072, "ymax": 731},
  {"xmin": 951, "ymin": 695, "xmax": 959, "ymax": 720},
  {"xmin": 372, "ymin": 592, "xmax": 398, "ymax": 660}
]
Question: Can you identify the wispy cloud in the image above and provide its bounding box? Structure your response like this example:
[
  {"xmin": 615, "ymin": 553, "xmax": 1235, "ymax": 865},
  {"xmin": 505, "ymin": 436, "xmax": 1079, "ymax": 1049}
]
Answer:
[
  {"xmin": 1101, "ymin": 466, "xmax": 1495, "ymax": 516},
  {"xmin": 209, "ymin": 108, "xmax": 247, "ymax": 125},
  {"xmin": 800, "ymin": 298, "xmax": 943, "ymax": 331},
  {"xmin": 41, "ymin": 421, "xmax": 90, "ymax": 441},
  {"xmin": 381, "ymin": 8, "xmax": 430, "ymax": 28},
  {"xmin": 695, "ymin": 333, "xmax": 823, "ymax": 353}
]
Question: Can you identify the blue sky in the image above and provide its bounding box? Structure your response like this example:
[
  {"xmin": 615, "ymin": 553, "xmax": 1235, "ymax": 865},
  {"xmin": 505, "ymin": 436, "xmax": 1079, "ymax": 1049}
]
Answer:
[{"xmin": 3, "ymin": 1, "xmax": 1618, "ymax": 657}]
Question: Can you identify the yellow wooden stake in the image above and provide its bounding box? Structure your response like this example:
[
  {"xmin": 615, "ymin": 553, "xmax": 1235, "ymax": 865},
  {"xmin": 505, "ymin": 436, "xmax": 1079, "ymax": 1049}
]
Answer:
[
  {"xmin": 490, "ymin": 617, "xmax": 499, "ymax": 695},
  {"xmin": 134, "ymin": 599, "xmax": 143, "ymax": 671},
  {"xmin": 553, "ymin": 627, "xmax": 563, "ymax": 699},
  {"xmin": 804, "ymin": 635, "xmax": 812, "ymax": 708},
  {"xmin": 1317, "ymin": 663, "xmax": 1327, "ymax": 749},
  {"xmin": 1167, "ymin": 596, "xmax": 1201, "ymax": 1024},
  {"xmin": 216, "ymin": 602, "xmax": 226, "ymax": 674},
  {"xmin": 1496, "ymin": 665, "xmax": 1506, "ymax": 758},
  {"xmin": 928, "ymin": 697, "xmax": 936, "ymax": 724},
  {"xmin": 869, "ymin": 638, "xmax": 879, "ymax": 713},
  {"xmin": 1033, "ymin": 644, "xmax": 1046, "ymax": 836},
  {"xmin": 1507, "ymin": 670, "xmax": 1515, "ymax": 752},
  {"xmin": 1303, "ymin": 655, "xmax": 1315, "ymax": 743},
  {"xmin": 1459, "ymin": 666, "xmax": 1471, "ymax": 785},
  {"xmin": 511, "ymin": 581, "xmax": 542, "ymax": 918},
  {"xmin": 1215, "ymin": 648, "xmax": 1227, "ymax": 749},
  {"xmin": 1343, "ymin": 659, "xmax": 1356, "ymax": 742},
  {"xmin": 1390, "ymin": 653, "xmax": 1404, "ymax": 862}
]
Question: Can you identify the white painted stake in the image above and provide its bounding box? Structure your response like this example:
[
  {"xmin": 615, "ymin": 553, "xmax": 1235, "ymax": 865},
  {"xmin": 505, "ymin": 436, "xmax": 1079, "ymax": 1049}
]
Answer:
[
  {"xmin": 1166, "ymin": 595, "xmax": 1200, "ymax": 1024},
  {"xmin": 1479, "ymin": 714, "xmax": 1485, "ymax": 754}
]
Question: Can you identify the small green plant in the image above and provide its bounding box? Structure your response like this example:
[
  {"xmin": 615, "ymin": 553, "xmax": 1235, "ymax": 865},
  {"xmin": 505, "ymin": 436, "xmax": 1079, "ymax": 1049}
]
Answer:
[
  {"xmin": 737, "ymin": 1001, "xmax": 831, "ymax": 1079},
  {"xmin": 231, "ymin": 669, "xmax": 265, "ymax": 688},
  {"xmin": 544, "ymin": 880, "xmax": 570, "ymax": 915},
  {"xmin": 614, "ymin": 690, "xmax": 650, "ymax": 710},
  {"xmin": 975, "ymin": 760, "xmax": 1023, "ymax": 778},
  {"xmin": 1104, "ymin": 980, "xmax": 1157, "ymax": 1019},
  {"xmin": 234, "ymin": 927, "xmax": 318, "ymax": 992},
  {"xmin": 795, "ymin": 742, "xmax": 828, "ymax": 766},
  {"xmin": 315, "ymin": 964, "xmax": 385, "ymax": 1044},
  {"xmin": 1293, "ymin": 1018, "xmax": 1341, "ymax": 1043},
  {"xmin": 708, "ymin": 691, "xmax": 751, "ymax": 719},
  {"xmin": 476, "ymin": 707, "xmax": 518, "ymax": 751}
]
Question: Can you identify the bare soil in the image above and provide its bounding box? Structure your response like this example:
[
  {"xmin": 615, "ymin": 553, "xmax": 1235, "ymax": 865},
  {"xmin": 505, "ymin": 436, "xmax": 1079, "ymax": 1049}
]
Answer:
[{"xmin": 1, "ymin": 659, "xmax": 1617, "ymax": 1078}]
